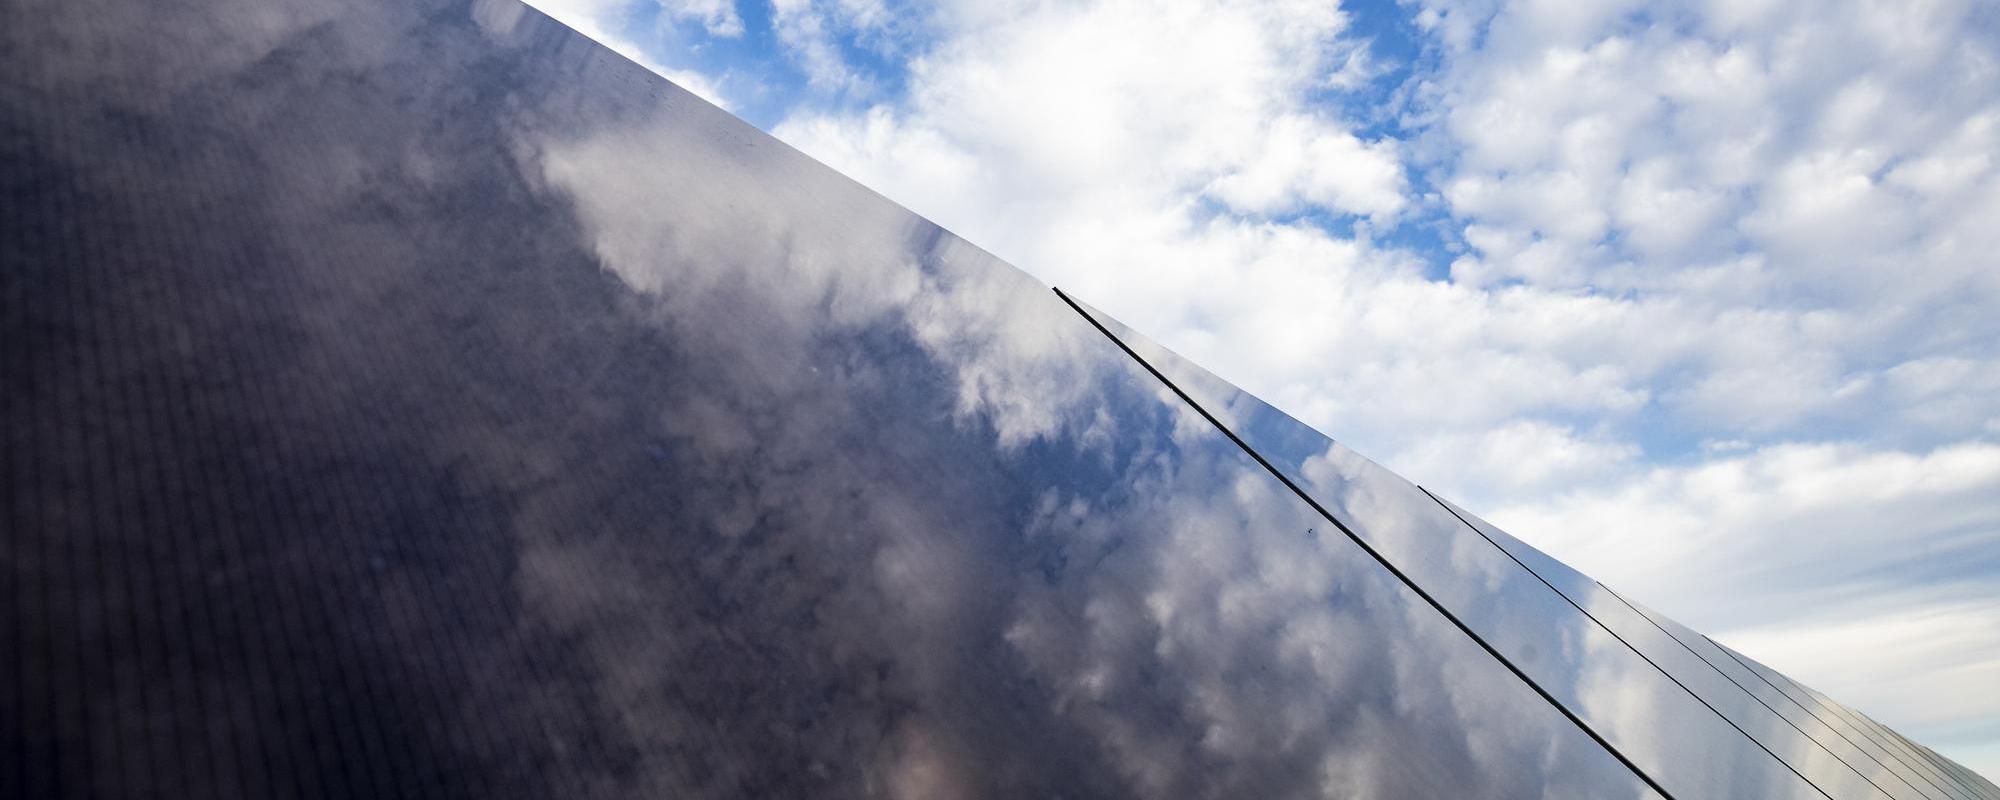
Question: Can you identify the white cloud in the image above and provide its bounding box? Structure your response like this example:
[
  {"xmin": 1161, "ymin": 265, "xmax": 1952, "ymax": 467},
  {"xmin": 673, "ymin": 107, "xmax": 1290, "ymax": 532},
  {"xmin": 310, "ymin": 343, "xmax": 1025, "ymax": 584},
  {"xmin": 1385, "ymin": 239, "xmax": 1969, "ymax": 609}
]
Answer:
[
  {"xmin": 769, "ymin": 0, "xmax": 866, "ymax": 92},
  {"xmin": 768, "ymin": 0, "xmax": 907, "ymax": 95},
  {"xmin": 772, "ymin": 0, "xmax": 1393, "ymax": 254},
  {"xmin": 1720, "ymin": 602, "xmax": 2000, "ymax": 747},
  {"xmin": 659, "ymin": 0, "xmax": 743, "ymax": 37},
  {"xmin": 1395, "ymin": 420, "xmax": 1639, "ymax": 500},
  {"xmin": 1483, "ymin": 440, "xmax": 2000, "ymax": 627},
  {"xmin": 532, "ymin": 0, "xmax": 743, "ymax": 38},
  {"xmin": 1419, "ymin": 0, "xmax": 2000, "ymax": 312},
  {"xmin": 1204, "ymin": 114, "xmax": 1407, "ymax": 220}
]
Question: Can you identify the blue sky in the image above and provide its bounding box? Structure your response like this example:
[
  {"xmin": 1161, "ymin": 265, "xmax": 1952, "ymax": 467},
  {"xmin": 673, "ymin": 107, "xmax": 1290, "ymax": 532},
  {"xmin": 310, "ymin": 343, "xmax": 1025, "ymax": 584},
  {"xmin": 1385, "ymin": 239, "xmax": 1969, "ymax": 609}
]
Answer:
[{"xmin": 528, "ymin": 0, "xmax": 2000, "ymax": 777}]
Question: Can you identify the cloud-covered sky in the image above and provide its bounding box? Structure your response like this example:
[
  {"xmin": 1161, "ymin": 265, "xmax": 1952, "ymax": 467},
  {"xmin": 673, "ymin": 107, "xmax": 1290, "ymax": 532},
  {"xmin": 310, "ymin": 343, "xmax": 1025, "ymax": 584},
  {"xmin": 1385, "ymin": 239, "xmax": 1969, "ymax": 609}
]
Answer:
[{"xmin": 525, "ymin": 0, "xmax": 2000, "ymax": 777}]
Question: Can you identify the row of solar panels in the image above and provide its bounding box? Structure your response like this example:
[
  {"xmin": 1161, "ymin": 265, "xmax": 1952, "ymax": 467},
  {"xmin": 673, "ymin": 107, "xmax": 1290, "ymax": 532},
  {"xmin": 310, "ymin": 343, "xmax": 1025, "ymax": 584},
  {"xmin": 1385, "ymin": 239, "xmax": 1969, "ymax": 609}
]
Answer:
[{"xmin": 2, "ymin": 0, "xmax": 1992, "ymax": 796}]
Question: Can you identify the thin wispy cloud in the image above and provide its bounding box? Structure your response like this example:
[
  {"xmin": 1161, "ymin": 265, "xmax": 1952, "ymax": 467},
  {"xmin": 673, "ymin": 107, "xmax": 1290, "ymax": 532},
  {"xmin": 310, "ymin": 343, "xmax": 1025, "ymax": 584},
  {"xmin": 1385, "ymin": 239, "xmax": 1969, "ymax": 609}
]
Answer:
[{"xmin": 526, "ymin": 0, "xmax": 2000, "ymax": 777}]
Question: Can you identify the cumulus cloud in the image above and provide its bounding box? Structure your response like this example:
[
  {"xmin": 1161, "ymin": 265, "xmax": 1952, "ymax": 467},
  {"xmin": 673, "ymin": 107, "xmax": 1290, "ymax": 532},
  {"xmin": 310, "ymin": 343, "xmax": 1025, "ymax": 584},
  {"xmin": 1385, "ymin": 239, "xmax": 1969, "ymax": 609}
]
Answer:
[
  {"xmin": 770, "ymin": 0, "xmax": 1404, "ymax": 255},
  {"xmin": 533, "ymin": 0, "xmax": 743, "ymax": 37},
  {"xmin": 1486, "ymin": 440, "xmax": 2000, "ymax": 622},
  {"xmin": 768, "ymin": 0, "xmax": 902, "ymax": 95},
  {"xmin": 1394, "ymin": 420, "xmax": 1640, "ymax": 499},
  {"xmin": 660, "ymin": 0, "xmax": 744, "ymax": 37}
]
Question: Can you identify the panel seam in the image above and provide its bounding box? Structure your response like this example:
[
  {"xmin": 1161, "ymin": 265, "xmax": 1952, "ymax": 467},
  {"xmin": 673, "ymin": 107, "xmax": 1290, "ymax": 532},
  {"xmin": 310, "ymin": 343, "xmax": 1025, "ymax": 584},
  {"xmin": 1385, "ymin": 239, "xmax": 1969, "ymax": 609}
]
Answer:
[
  {"xmin": 1422, "ymin": 489, "xmax": 1889, "ymax": 800},
  {"xmin": 1054, "ymin": 287, "xmax": 1679, "ymax": 800},
  {"xmin": 1424, "ymin": 488, "xmax": 1904, "ymax": 800},
  {"xmin": 1594, "ymin": 582, "xmax": 1969, "ymax": 800},
  {"xmin": 1699, "ymin": 634, "xmax": 1997, "ymax": 800}
]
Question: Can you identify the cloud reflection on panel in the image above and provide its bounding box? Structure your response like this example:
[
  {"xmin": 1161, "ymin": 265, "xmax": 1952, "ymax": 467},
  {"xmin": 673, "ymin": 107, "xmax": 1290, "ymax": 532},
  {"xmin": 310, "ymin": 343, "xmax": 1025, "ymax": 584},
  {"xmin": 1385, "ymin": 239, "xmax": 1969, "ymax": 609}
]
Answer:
[
  {"xmin": 12, "ymin": 0, "xmax": 340, "ymax": 103},
  {"xmin": 504, "ymin": 9, "xmax": 1655, "ymax": 797},
  {"xmin": 527, "ymin": 104, "xmax": 1103, "ymax": 450},
  {"xmin": 1000, "ymin": 434, "xmax": 1656, "ymax": 799},
  {"xmin": 1068, "ymin": 299, "xmax": 1873, "ymax": 799}
]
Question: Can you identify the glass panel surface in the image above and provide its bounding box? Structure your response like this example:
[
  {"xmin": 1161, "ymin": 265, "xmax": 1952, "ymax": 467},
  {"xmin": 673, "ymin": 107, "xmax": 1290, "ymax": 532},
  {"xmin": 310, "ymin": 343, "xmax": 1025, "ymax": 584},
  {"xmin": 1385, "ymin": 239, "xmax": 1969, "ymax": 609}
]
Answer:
[
  {"xmin": 1710, "ymin": 642, "xmax": 2000, "ymax": 800},
  {"xmin": 1433, "ymin": 497, "xmax": 1964, "ymax": 800},
  {"xmin": 1924, "ymin": 745, "xmax": 2000, "ymax": 800},
  {"xmin": 1066, "ymin": 298, "xmax": 1878, "ymax": 800},
  {"xmin": 2, "ymin": 0, "xmax": 1667, "ymax": 797},
  {"xmin": 1780, "ymin": 657, "xmax": 1999, "ymax": 799},
  {"xmin": 1446, "ymin": 489, "xmax": 1999, "ymax": 800},
  {"xmin": 1592, "ymin": 584, "xmax": 1984, "ymax": 800}
]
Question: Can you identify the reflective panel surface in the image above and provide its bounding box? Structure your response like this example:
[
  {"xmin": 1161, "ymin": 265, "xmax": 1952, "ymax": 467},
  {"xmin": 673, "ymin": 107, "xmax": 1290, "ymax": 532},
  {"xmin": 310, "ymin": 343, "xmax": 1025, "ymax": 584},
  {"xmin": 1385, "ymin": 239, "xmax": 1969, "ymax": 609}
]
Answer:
[
  {"xmin": 1433, "ymin": 497, "xmax": 1965, "ymax": 800},
  {"xmin": 1068, "ymin": 298, "xmax": 1888, "ymax": 800},
  {"xmin": 1708, "ymin": 641, "xmax": 2000, "ymax": 800},
  {"xmin": 1596, "ymin": 573, "xmax": 1985, "ymax": 800},
  {"xmin": 3, "ymin": 0, "xmax": 1668, "ymax": 797}
]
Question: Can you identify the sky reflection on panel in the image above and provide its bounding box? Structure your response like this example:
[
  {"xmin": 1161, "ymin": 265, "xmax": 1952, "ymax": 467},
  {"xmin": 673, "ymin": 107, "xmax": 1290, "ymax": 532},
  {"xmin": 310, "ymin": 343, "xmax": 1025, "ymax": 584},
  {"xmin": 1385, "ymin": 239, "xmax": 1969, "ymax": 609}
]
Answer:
[{"xmin": 1070, "ymin": 299, "xmax": 1921, "ymax": 800}]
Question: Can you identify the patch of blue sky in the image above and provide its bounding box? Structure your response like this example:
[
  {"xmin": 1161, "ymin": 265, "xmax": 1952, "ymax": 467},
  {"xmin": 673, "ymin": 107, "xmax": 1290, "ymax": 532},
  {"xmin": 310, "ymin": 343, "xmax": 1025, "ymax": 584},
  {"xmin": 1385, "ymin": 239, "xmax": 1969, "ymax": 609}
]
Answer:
[
  {"xmin": 1323, "ymin": 0, "xmax": 1461, "ymax": 275},
  {"xmin": 591, "ymin": 3, "xmax": 798, "ymax": 125},
  {"xmin": 602, "ymin": 2, "xmax": 923, "ymax": 127},
  {"xmin": 1332, "ymin": 0, "xmax": 1431, "ymax": 129}
]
